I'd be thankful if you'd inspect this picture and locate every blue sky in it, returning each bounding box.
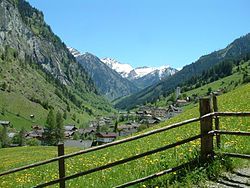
[27,0,250,69]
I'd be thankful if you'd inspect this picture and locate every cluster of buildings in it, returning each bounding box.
[1,103,184,148]
[136,105,182,121]
[1,87,186,147]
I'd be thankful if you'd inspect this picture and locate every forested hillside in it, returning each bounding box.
[115,33,250,109]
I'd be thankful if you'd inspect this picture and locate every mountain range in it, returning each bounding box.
[101,58,178,88]
[67,48,139,100]
[115,33,250,109]
[68,48,177,99]
[68,47,177,100]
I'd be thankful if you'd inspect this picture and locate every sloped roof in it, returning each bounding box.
[64,125,77,131]
[96,132,117,138]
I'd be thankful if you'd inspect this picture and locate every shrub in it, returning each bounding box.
[243,75,250,83]
[26,138,40,146]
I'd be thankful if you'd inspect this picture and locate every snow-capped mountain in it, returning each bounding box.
[130,66,178,88]
[101,57,178,88]
[101,58,133,78]
[67,47,82,57]
[67,48,139,100]
[101,58,177,80]
[128,65,176,80]
[68,47,178,91]
[131,66,156,79]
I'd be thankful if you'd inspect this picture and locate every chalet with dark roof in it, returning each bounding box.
[64,125,78,131]
[78,127,96,138]
[96,132,117,144]
[26,129,44,140]
[118,123,140,136]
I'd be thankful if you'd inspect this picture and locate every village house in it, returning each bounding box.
[64,125,78,131]
[78,127,96,139]
[64,131,75,138]
[26,125,44,140]
[176,99,188,106]
[137,106,168,118]
[166,105,182,119]
[64,125,78,138]
[96,132,117,144]
[136,110,144,117]
[140,117,162,125]
[118,122,140,136]
[151,108,167,117]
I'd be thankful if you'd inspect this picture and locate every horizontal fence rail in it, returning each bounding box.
[221,152,250,159]
[214,112,250,117]
[213,130,250,136]
[35,134,202,187]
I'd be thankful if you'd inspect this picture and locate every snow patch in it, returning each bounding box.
[67,47,82,57]
[101,58,133,78]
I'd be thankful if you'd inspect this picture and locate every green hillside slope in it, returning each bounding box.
[153,60,250,108]
[1,83,249,187]
[0,0,114,129]
[115,33,250,109]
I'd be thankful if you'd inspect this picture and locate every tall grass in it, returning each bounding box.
[0,83,249,187]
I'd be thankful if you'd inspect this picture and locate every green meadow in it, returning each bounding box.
[0,83,249,187]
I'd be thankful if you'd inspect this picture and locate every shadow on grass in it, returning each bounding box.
[145,155,234,187]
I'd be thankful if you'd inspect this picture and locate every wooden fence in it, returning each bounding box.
[0,96,249,187]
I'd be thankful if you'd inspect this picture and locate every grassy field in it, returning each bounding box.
[0,83,249,187]
[0,90,94,130]
[0,55,115,130]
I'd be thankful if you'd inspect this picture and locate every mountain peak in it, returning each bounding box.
[67,47,82,57]
[101,58,133,78]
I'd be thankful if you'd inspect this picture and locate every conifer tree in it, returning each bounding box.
[44,109,56,145]
[55,111,64,144]
[114,120,118,133]
[0,125,9,148]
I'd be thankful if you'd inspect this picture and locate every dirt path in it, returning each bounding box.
[205,168,250,188]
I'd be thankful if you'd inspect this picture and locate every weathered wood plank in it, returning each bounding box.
[215,112,250,116]
[221,152,250,159]
[214,130,250,136]
[199,98,213,160]
[58,143,65,188]
[213,95,220,148]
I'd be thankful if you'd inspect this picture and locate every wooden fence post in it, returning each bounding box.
[58,143,66,188]
[213,94,220,148]
[199,98,214,161]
